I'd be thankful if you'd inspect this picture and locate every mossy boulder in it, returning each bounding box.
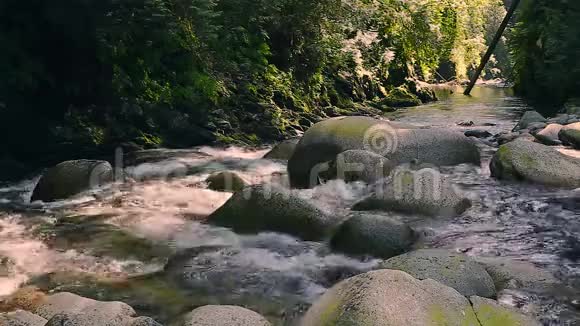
[330,213,417,259]
[534,124,564,145]
[300,269,480,326]
[207,185,341,240]
[31,160,113,202]
[490,139,580,188]
[288,116,480,188]
[323,150,395,184]
[559,122,580,149]
[0,310,47,326]
[380,86,422,108]
[205,171,248,192]
[180,305,270,326]
[353,167,472,217]
[469,296,541,326]
[263,139,300,160]
[512,111,547,132]
[379,249,496,298]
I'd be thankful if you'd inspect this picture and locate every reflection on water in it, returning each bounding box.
[0,86,578,325]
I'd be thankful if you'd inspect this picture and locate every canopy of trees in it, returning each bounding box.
[0,0,506,177]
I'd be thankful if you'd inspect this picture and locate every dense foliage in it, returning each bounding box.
[509,0,580,108]
[0,0,506,178]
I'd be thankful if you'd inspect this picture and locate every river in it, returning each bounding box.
[0,85,578,325]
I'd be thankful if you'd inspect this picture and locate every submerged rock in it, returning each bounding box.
[380,249,496,298]
[465,130,493,138]
[490,139,580,188]
[205,171,247,192]
[180,305,270,326]
[31,160,113,202]
[323,150,395,184]
[263,139,300,160]
[469,296,541,326]
[353,167,472,217]
[0,310,47,326]
[300,269,480,326]
[330,213,417,259]
[512,111,547,132]
[208,185,341,240]
[288,116,480,188]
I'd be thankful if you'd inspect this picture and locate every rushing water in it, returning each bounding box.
[0,85,579,325]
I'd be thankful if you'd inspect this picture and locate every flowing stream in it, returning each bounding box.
[0,85,579,325]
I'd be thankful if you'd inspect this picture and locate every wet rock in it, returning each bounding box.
[526,122,547,134]
[353,166,472,217]
[31,160,113,202]
[127,317,164,326]
[512,111,547,132]
[205,171,247,192]
[180,305,270,326]
[464,130,493,138]
[0,310,47,326]
[559,122,580,149]
[35,292,135,321]
[263,139,300,160]
[534,124,564,146]
[208,185,341,240]
[0,255,15,277]
[457,121,475,127]
[330,213,417,259]
[469,296,541,326]
[495,132,520,145]
[548,114,570,125]
[475,257,559,292]
[490,139,580,188]
[323,150,395,184]
[379,86,422,108]
[300,269,480,326]
[288,116,480,188]
[379,249,496,298]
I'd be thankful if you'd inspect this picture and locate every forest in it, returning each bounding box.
[0,0,578,179]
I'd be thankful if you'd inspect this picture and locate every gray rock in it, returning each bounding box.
[127,316,164,326]
[353,166,472,217]
[324,150,395,184]
[490,139,580,188]
[0,310,47,326]
[263,139,300,160]
[559,122,580,149]
[288,116,480,188]
[512,111,547,132]
[380,249,496,298]
[548,114,570,125]
[205,171,247,192]
[181,305,270,326]
[31,160,113,202]
[330,213,417,259]
[207,184,341,240]
[534,124,564,145]
[35,292,135,321]
[469,296,541,326]
[475,257,559,292]
[300,269,480,326]
[0,255,15,277]
[526,122,547,134]
[495,132,520,145]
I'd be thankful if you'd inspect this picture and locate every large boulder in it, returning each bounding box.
[0,310,47,326]
[31,160,113,202]
[300,269,480,326]
[534,124,564,145]
[207,185,341,240]
[469,296,541,326]
[205,171,248,192]
[180,305,270,326]
[379,249,496,298]
[490,139,580,188]
[512,111,547,132]
[353,166,472,217]
[263,139,300,160]
[323,150,395,184]
[288,116,480,188]
[475,257,559,292]
[559,122,580,149]
[330,213,417,259]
